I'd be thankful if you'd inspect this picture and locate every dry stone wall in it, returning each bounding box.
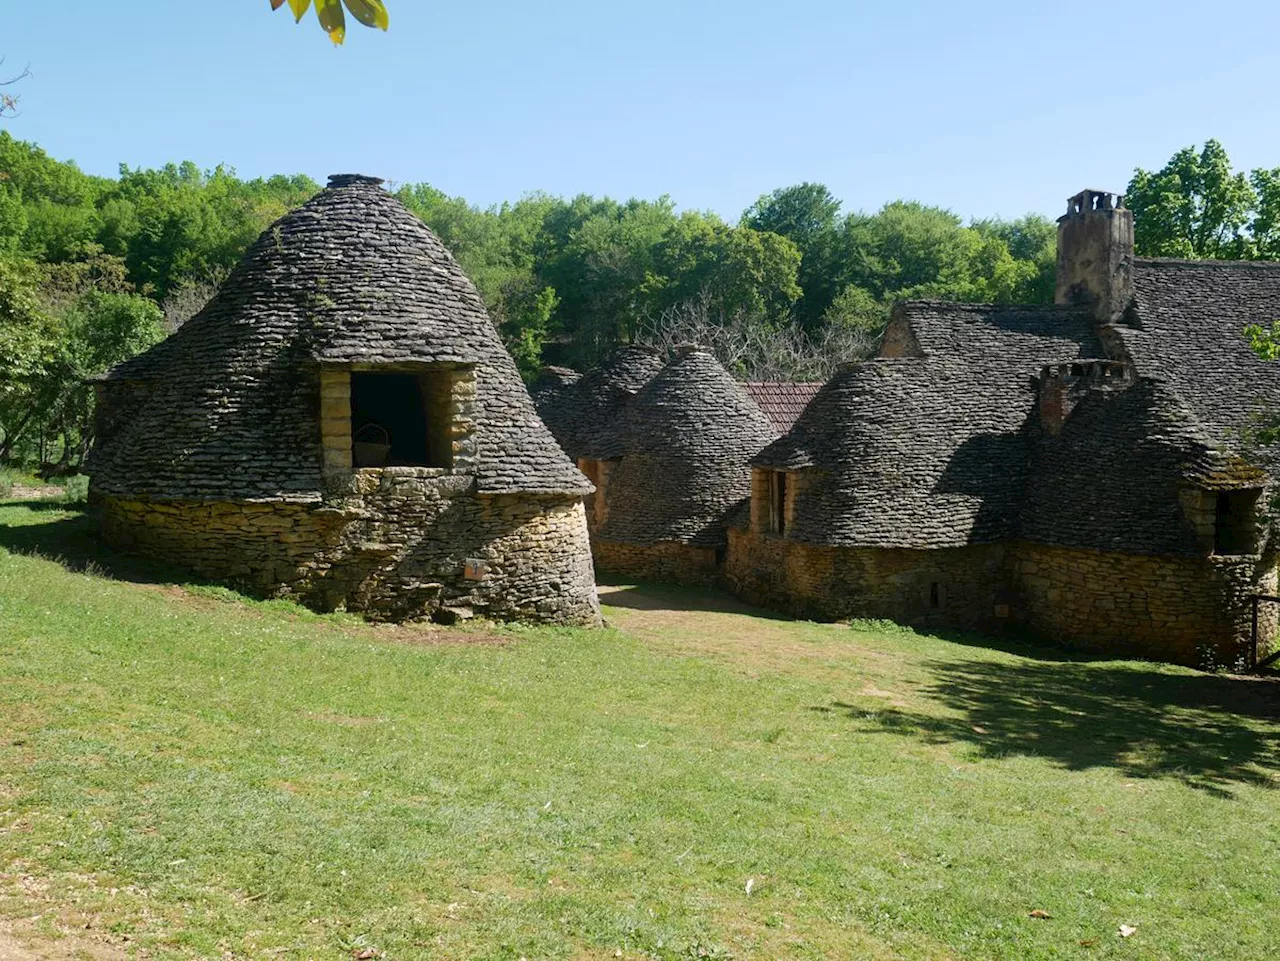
[101,467,600,626]
[1012,542,1276,666]
[726,527,1009,627]
[593,539,722,587]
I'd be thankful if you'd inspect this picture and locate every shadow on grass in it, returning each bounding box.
[0,503,210,588]
[596,576,798,623]
[825,657,1280,796]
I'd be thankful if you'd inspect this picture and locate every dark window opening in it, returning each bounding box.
[350,372,451,468]
[770,471,788,535]
[1214,490,1261,555]
[929,581,941,609]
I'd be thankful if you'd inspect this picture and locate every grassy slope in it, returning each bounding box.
[1,504,1279,960]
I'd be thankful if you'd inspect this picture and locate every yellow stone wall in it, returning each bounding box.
[100,472,601,626]
[727,527,1008,626]
[593,538,722,587]
[1011,541,1277,666]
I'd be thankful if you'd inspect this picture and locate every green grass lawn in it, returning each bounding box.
[2,503,1279,960]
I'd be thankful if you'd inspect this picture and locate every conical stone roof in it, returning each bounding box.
[534,345,665,460]
[598,346,779,547]
[91,175,590,500]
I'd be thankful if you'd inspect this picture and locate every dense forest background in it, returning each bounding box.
[2,133,1278,472]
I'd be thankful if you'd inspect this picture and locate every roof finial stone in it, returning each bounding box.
[327,173,386,188]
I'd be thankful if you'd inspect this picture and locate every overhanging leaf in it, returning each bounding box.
[287,0,313,21]
[343,0,390,30]
[315,0,346,44]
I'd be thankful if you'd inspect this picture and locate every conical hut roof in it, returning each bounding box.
[597,346,779,547]
[534,345,665,460]
[529,365,581,407]
[90,175,590,500]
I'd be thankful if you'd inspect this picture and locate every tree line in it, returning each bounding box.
[0,132,1269,473]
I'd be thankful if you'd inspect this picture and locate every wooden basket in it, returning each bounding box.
[353,423,392,468]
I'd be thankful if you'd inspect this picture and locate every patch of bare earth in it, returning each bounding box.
[5,487,62,502]
[0,918,125,961]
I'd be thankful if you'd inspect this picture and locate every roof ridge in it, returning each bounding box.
[1137,256,1280,270]
[896,299,1092,313]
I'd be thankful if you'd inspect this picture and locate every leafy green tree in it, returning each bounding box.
[1250,167,1280,261]
[822,284,887,333]
[0,254,57,461]
[971,215,1057,304]
[744,183,842,328]
[1126,140,1256,259]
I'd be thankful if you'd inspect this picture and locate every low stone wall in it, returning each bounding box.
[1011,541,1277,666]
[724,526,1278,665]
[100,467,601,626]
[726,527,1008,627]
[593,539,722,587]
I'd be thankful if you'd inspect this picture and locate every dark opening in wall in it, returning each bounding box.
[770,471,788,535]
[1214,490,1261,555]
[929,581,941,609]
[350,371,452,468]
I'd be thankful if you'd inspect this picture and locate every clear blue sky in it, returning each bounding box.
[5,1,1277,222]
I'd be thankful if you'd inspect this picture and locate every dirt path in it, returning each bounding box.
[0,921,123,961]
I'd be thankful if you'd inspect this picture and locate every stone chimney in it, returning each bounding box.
[1055,189,1134,323]
[1037,359,1135,435]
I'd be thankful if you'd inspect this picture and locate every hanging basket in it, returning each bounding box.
[353,423,392,468]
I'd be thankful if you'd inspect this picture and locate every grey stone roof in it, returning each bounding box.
[744,382,823,433]
[756,302,1101,549]
[529,365,580,405]
[534,346,665,461]
[1022,378,1266,555]
[1114,259,1280,448]
[598,347,779,547]
[89,175,591,500]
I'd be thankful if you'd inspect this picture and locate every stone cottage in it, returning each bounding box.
[592,345,779,585]
[533,345,665,534]
[87,174,601,626]
[730,189,1280,664]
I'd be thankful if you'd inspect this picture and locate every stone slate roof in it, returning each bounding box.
[529,365,580,407]
[533,346,665,461]
[1022,378,1267,556]
[756,302,1101,549]
[598,347,779,547]
[89,175,591,500]
[1114,259,1280,449]
[744,382,823,433]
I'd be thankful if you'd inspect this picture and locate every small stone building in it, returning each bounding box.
[87,174,601,626]
[533,345,665,534]
[592,345,779,585]
[730,189,1280,664]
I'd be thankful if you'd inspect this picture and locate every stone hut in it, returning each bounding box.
[594,345,779,585]
[87,174,601,626]
[730,188,1280,665]
[532,345,665,533]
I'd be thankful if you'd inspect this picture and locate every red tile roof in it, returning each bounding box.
[744,381,824,434]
